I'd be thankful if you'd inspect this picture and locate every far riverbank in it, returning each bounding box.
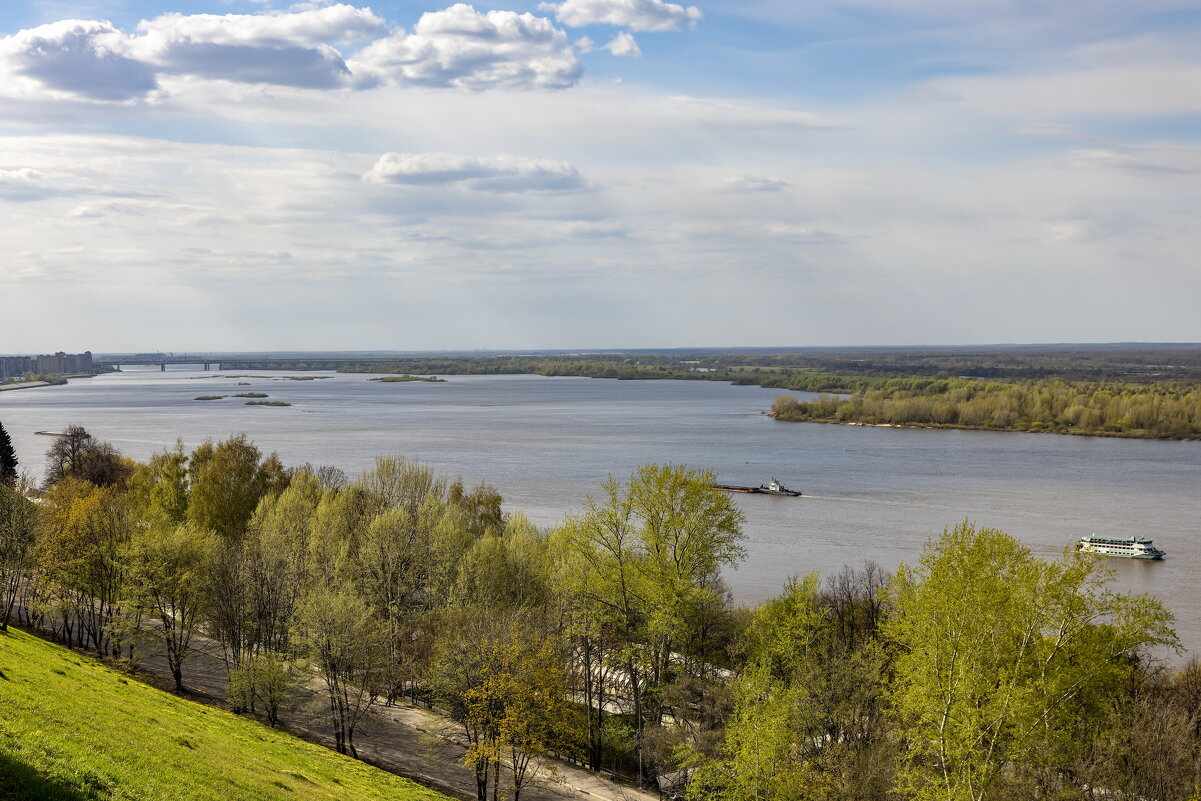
[770,414,1201,441]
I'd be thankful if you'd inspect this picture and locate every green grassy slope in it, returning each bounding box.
[0,628,451,801]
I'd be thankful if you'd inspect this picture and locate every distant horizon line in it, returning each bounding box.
[40,341,1201,359]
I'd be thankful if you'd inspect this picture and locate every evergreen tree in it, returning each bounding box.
[0,420,17,488]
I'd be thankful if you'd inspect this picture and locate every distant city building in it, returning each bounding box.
[0,351,93,378]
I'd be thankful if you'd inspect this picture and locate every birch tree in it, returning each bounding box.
[124,521,217,691]
[885,521,1177,801]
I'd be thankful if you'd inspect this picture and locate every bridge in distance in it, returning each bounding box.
[95,353,406,371]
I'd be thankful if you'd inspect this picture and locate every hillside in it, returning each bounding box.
[0,627,452,801]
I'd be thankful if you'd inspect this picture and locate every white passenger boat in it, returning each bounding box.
[1076,534,1165,559]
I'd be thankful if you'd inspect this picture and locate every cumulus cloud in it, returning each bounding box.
[0,5,581,99]
[0,6,385,99]
[542,0,702,32]
[720,174,790,192]
[135,5,385,48]
[350,5,581,90]
[127,5,384,89]
[0,20,158,102]
[604,32,641,57]
[364,152,588,193]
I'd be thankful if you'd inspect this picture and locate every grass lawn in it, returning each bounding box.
[0,627,452,801]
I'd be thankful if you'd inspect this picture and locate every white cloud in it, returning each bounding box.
[558,219,629,238]
[0,167,45,183]
[542,0,702,31]
[127,5,384,89]
[574,35,596,53]
[1061,146,1200,177]
[603,31,641,57]
[350,5,581,91]
[134,5,385,48]
[0,20,159,102]
[719,174,788,192]
[0,6,385,99]
[0,167,56,200]
[3,128,1201,347]
[364,152,588,193]
[0,5,581,99]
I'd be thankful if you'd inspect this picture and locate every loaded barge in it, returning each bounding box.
[714,478,802,497]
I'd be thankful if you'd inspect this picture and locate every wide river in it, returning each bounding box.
[3,367,1200,659]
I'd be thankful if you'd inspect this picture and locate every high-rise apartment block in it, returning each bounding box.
[0,351,93,378]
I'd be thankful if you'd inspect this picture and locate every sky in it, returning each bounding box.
[1,0,1200,352]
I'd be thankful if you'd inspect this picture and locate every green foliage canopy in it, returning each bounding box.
[884,521,1178,801]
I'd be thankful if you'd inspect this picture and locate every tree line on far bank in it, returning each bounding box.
[1,426,1200,801]
[338,354,1201,440]
[772,377,1201,439]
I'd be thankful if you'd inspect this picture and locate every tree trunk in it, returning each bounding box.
[474,760,488,801]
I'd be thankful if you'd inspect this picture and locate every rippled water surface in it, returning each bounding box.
[4,367,1200,657]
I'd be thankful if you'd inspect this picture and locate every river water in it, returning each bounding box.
[3,367,1200,659]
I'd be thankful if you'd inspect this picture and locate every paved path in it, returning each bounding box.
[131,632,658,801]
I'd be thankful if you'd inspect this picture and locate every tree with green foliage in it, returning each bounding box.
[127,442,190,527]
[124,521,218,691]
[186,434,287,540]
[352,458,450,703]
[448,479,506,540]
[884,521,1178,801]
[451,512,551,611]
[0,483,37,630]
[550,534,622,772]
[462,634,582,801]
[1075,664,1201,801]
[185,435,290,682]
[296,585,386,758]
[34,478,133,654]
[690,566,896,801]
[0,420,17,488]
[558,464,745,786]
[689,574,827,800]
[243,470,324,658]
[228,651,298,728]
[431,608,580,801]
[771,377,1201,439]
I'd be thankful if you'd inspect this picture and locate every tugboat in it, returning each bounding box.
[713,478,802,496]
[1076,534,1165,560]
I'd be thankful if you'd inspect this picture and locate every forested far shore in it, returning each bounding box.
[338,349,1200,440]
[2,426,1201,801]
[216,343,1201,385]
[770,377,1201,439]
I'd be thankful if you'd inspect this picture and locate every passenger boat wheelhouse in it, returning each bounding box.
[1076,534,1165,560]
